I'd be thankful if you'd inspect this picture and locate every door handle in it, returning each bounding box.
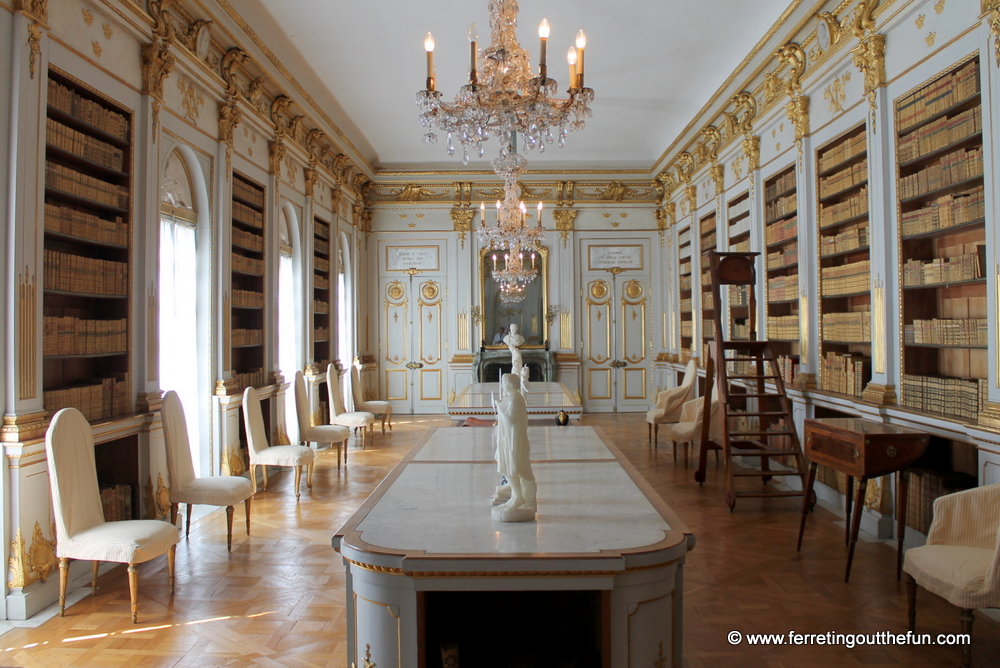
[406,362,424,370]
[610,360,626,368]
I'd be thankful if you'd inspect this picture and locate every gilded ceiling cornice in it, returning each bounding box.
[367,180,661,206]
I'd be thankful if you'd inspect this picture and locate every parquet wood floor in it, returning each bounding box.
[0,415,996,667]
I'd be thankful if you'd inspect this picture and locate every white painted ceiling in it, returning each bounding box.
[233,1,794,174]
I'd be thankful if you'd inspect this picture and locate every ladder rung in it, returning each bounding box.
[728,448,800,457]
[726,392,781,398]
[732,490,806,499]
[726,374,780,380]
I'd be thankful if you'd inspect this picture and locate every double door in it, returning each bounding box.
[381,272,445,414]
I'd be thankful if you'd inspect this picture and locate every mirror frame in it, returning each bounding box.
[479,245,549,349]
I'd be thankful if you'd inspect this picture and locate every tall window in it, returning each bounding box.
[160,151,200,468]
[278,208,299,444]
[337,233,353,369]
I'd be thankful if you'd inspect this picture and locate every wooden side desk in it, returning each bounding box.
[798,418,929,582]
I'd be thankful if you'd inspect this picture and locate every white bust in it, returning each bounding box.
[492,374,536,522]
[503,323,525,374]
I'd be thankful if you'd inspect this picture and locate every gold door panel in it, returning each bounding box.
[587,368,613,400]
[385,369,408,401]
[622,367,648,400]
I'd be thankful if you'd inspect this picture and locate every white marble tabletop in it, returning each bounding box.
[412,425,612,462]
[447,382,582,417]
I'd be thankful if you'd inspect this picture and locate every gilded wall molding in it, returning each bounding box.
[27,21,42,80]
[450,209,474,249]
[552,209,578,248]
[776,43,810,147]
[7,522,57,589]
[269,138,285,176]
[144,473,170,520]
[1,411,48,443]
[218,97,241,178]
[18,271,36,400]
[176,76,204,122]
[14,0,48,24]
[304,161,319,198]
[851,1,886,123]
[985,0,1000,67]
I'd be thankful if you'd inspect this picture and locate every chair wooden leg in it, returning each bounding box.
[672,440,677,462]
[59,558,69,616]
[381,414,386,433]
[226,505,234,552]
[294,466,302,499]
[170,503,178,527]
[306,461,314,488]
[128,563,139,623]
[92,561,99,595]
[262,465,269,490]
[906,573,917,632]
[167,544,176,597]
[185,504,193,538]
[647,423,651,443]
[344,440,349,466]
[654,424,659,447]
[336,443,342,470]
[684,441,690,468]
[244,497,252,535]
[959,608,973,667]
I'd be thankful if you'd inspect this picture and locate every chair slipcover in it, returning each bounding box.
[245,386,315,497]
[47,408,179,565]
[662,385,724,446]
[351,365,392,432]
[327,364,374,431]
[646,358,697,425]
[294,371,349,448]
[162,391,253,507]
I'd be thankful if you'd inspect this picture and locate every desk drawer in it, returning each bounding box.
[807,430,863,478]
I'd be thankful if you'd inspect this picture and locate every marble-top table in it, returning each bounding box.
[333,426,694,667]
[447,381,583,419]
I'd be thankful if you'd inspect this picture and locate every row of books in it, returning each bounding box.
[821,311,871,342]
[765,215,797,246]
[702,232,717,251]
[232,252,264,275]
[821,222,868,257]
[898,105,981,164]
[681,322,693,338]
[765,193,797,222]
[768,274,798,302]
[232,289,264,308]
[232,368,268,392]
[44,203,127,246]
[767,243,797,270]
[776,355,798,384]
[818,132,866,173]
[819,186,868,228]
[678,262,691,276]
[314,275,330,290]
[47,78,128,141]
[232,201,264,229]
[766,315,799,340]
[46,117,124,172]
[900,186,985,237]
[679,275,692,291]
[901,374,987,421]
[678,229,692,246]
[314,238,330,255]
[44,375,129,422]
[45,162,128,209]
[702,321,716,339]
[100,484,134,522]
[233,227,264,252]
[819,160,867,199]
[233,177,265,208]
[700,270,712,286]
[729,284,750,306]
[728,215,751,239]
[679,298,692,312]
[903,247,985,286]
[314,219,330,240]
[896,60,979,133]
[700,215,717,235]
[315,256,331,272]
[904,470,976,535]
[728,238,751,253]
[821,259,870,296]
[703,293,715,310]
[44,249,127,295]
[724,355,754,377]
[232,328,263,346]
[904,318,987,347]
[312,299,329,314]
[819,352,870,397]
[898,146,982,200]
[765,171,796,200]
[314,327,330,340]
[729,196,751,219]
[43,316,127,356]
[731,322,750,340]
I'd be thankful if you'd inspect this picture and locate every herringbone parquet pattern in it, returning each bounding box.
[0,415,996,667]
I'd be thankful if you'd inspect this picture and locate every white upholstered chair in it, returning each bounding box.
[904,483,1000,667]
[327,363,374,449]
[161,391,253,552]
[244,386,315,499]
[647,358,697,446]
[661,383,723,467]
[294,370,350,468]
[46,408,179,623]
[351,364,393,433]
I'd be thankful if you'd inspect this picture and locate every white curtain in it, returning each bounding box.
[279,252,300,444]
[159,216,200,475]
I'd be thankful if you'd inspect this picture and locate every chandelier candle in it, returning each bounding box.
[539,18,549,75]
[424,32,435,90]
[469,24,479,84]
[568,47,577,88]
[575,30,586,88]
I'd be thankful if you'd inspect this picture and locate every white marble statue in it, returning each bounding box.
[519,364,530,398]
[492,374,536,522]
[503,323,525,375]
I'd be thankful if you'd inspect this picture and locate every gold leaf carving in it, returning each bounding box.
[103,24,113,40]
[915,14,925,29]
[27,522,57,583]
[450,209,474,249]
[7,527,28,588]
[92,41,102,58]
[15,0,48,24]
[552,209,577,248]
[825,73,849,114]
[82,9,93,25]
[141,43,175,101]
[27,22,42,79]
[934,0,945,14]
[925,32,936,47]
[176,77,204,123]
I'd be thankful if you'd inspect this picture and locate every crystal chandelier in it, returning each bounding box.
[489,248,539,305]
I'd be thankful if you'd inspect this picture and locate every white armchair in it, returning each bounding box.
[244,386,315,499]
[647,358,697,446]
[661,384,722,467]
[327,363,375,449]
[352,364,393,433]
[904,483,1000,667]
[46,408,179,623]
[294,370,350,468]
[161,390,253,552]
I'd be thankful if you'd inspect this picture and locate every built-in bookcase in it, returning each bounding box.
[816,123,871,397]
[230,172,267,391]
[726,191,751,340]
[43,69,132,423]
[896,55,986,422]
[763,164,798,383]
[699,211,717,360]
[678,224,693,360]
[313,216,332,369]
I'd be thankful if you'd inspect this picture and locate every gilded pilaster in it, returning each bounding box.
[552,209,577,248]
[450,209,474,249]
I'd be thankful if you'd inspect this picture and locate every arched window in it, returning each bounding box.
[160,150,200,469]
[337,232,353,370]
[278,206,300,444]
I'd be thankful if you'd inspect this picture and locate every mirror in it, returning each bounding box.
[480,246,549,348]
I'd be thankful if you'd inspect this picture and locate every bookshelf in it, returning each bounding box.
[43,70,131,424]
[896,55,986,422]
[763,164,799,383]
[726,191,751,341]
[699,211,717,360]
[313,216,332,369]
[230,172,267,392]
[678,224,693,361]
[816,123,871,397]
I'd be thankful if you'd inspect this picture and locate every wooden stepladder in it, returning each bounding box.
[696,251,810,512]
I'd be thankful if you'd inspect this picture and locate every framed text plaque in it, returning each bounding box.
[386,245,440,271]
[587,245,644,270]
